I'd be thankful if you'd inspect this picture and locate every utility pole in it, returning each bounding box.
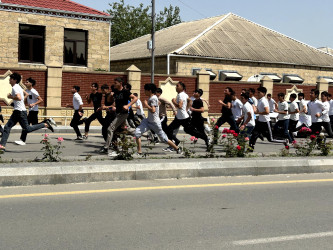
[151,0,155,84]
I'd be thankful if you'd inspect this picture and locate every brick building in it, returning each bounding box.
[0,0,111,122]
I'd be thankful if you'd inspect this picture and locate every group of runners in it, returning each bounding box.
[1,72,332,156]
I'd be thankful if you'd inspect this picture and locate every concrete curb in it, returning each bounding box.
[1,157,333,186]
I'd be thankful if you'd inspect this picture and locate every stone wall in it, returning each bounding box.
[0,10,110,71]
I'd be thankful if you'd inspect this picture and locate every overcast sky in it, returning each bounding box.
[75,0,333,49]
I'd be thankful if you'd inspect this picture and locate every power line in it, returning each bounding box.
[175,0,207,19]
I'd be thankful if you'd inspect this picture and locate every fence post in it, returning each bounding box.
[261,76,274,96]
[197,69,210,117]
[127,65,142,97]
[46,66,63,124]
[317,78,329,98]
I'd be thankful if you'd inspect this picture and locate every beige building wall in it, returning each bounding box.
[111,56,333,84]
[175,58,333,84]
[0,10,110,71]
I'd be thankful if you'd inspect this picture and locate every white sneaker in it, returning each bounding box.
[108,151,118,157]
[15,140,26,146]
[162,146,174,152]
[48,118,57,127]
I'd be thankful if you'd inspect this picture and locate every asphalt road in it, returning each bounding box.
[1,173,333,249]
[0,129,311,161]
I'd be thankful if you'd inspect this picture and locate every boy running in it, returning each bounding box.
[100,77,138,157]
[135,84,181,155]
[15,77,44,145]
[83,83,103,139]
[0,73,55,151]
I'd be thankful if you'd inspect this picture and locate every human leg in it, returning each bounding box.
[322,122,333,138]
[104,113,128,150]
[166,118,181,145]
[70,111,83,137]
[135,119,149,153]
[0,110,21,147]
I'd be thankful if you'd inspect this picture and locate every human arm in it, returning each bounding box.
[240,111,252,130]
[29,96,43,109]
[143,99,156,113]
[123,94,138,111]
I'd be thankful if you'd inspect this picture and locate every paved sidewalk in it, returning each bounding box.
[0,126,332,187]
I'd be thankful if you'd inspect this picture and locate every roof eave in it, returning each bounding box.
[0,2,112,20]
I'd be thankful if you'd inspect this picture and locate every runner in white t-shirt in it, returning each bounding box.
[0,73,55,151]
[288,93,299,142]
[15,77,44,145]
[273,92,292,144]
[249,87,274,151]
[297,93,312,128]
[320,91,333,138]
[230,92,243,124]
[237,92,255,138]
[166,82,210,150]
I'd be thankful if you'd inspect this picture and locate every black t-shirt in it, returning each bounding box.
[104,92,114,106]
[221,95,232,116]
[191,98,203,120]
[89,92,103,112]
[113,89,131,114]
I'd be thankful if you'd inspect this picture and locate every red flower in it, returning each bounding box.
[315,131,319,134]
[222,134,227,138]
[233,133,238,137]
[285,145,289,150]
[229,130,235,134]
[215,125,219,130]
[222,128,229,133]
[310,135,316,140]
[236,145,241,150]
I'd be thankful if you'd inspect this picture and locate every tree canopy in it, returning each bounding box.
[107,0,181,46]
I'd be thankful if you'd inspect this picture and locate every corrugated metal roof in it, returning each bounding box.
[110,15,225,61]
[110,13,333,68]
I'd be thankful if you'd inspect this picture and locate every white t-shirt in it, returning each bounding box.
[147,95,160,123]
[251,96,258,107]
[289,100,299,121]
[73,92,83,110]
[257,97,270,122]
[322,101,330,122]
[268,98,277,112]
[242,102,255,127]
[299,99,307,117]
[135,99,144,116]
[12,84,26,111]
[176,91,189,120]
[307,99,323,123]
[329,99,333,116]
[231,98,243,120]
[277,101,289,120]
[26,88,40,112]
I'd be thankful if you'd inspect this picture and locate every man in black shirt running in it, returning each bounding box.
[83,82,103,139]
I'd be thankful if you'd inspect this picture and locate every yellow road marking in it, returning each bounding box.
[1,179,333,199]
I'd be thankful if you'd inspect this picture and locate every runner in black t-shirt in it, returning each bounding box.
[213,87,239,143]
[100,77,138,157]
[83,83,104,139]
[100,84,116,141]
[189,89,210,148]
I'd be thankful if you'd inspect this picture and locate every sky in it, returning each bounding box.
[74,0,333,49]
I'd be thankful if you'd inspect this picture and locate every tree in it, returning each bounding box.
[107,0,181,46]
